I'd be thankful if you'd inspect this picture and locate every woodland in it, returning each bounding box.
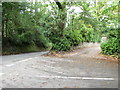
[1,1,119,57]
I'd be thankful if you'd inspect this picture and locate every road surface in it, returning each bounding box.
[0,44,118,88]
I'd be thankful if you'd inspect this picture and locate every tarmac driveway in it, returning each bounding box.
[0,44,118,88]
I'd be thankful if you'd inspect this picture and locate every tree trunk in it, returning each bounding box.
[54,0,67,37]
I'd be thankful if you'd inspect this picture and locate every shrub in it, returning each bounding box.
[65,30,83,46]
[34,34,52,48]
[101,38,119,55]
[52,37,71,51]
[101,28,120,55]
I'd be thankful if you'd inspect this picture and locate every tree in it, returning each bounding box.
[54,0,67,37]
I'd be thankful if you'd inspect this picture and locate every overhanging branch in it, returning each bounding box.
[54,0,63,9]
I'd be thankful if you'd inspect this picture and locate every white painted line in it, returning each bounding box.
[5,58,33,67]
[0,73,4,76]
[5,64,15,67]
[17,58,32,63]
[36,76,115,81]
[81,77,114,80]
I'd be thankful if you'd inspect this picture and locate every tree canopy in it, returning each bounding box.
[2,1,119,56]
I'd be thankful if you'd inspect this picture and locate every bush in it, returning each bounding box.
[65,30,83,46]
[101,28,119,55]
[52,37,71,51]
[34,34,52,48]
[6,27,35,46]
[6,26,51,49]
[101,38,119,55]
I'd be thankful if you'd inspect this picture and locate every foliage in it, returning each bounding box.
[2,2,51,52]
[2,1,119,54]
[101,38,119,55]
[52,37,71,51]
[101,28,120,55]
[65,30,82,46]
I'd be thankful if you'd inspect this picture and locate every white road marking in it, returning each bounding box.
[0,73,4,76]
[5,64,15,67]
[36,76,115,81]
[5,58,33,67]
[17,58,32,63]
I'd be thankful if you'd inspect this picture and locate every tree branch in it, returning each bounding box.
[54,0,63,9]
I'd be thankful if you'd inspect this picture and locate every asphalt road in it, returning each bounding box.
[0,44,118,88]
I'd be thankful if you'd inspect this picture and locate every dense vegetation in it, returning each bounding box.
[101,28,119,56]
[100,2,119,57]
[2,1,119,56]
